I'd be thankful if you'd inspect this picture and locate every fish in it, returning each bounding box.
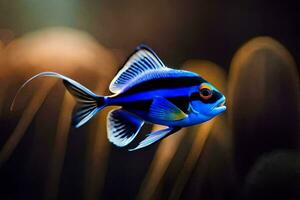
[11,44,226,151]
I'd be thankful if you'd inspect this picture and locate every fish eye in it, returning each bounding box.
[199,84,213,100]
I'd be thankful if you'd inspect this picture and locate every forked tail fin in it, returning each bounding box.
[63,79,106,128]
[11,72,107,128]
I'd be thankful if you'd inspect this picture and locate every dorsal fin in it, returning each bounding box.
[109,45,166,94]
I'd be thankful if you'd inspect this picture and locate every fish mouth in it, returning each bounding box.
[212,97,226,114]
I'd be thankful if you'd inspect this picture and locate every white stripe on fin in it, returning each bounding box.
[109,45,166,94]
[107,108,144,147]
[129,127,180,151]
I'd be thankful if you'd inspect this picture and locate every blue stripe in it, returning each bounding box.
[119,69,203,94]
[109,86,191,104]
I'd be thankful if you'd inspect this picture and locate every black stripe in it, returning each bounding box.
[137,61,147,71]
[168,96,190,113]
[145,57,155,69]
[122,96,190,113]
[119,76,205,97]
[123,100,152,111]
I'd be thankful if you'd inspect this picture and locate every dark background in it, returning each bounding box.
[0,0,299,70]
[0,1,299,200]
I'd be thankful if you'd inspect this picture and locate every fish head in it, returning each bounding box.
[189,82,226,120]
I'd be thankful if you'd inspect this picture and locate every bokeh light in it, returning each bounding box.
[0,1,299,200]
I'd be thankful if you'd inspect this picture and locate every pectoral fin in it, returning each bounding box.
[149,96,187,121]
[129,127,181,151]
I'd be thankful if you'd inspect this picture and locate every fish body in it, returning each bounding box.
[12,45,226,151]
[107,69,224,127]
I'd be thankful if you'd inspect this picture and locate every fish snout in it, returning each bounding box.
[211,96,226,114]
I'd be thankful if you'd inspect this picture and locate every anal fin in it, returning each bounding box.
[107,109,144,147]
[129,127,181,151]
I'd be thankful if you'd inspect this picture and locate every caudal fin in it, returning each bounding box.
[11,72,107,128]
[62,79,106,128]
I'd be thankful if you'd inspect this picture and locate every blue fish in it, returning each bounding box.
[12,45,226,151]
